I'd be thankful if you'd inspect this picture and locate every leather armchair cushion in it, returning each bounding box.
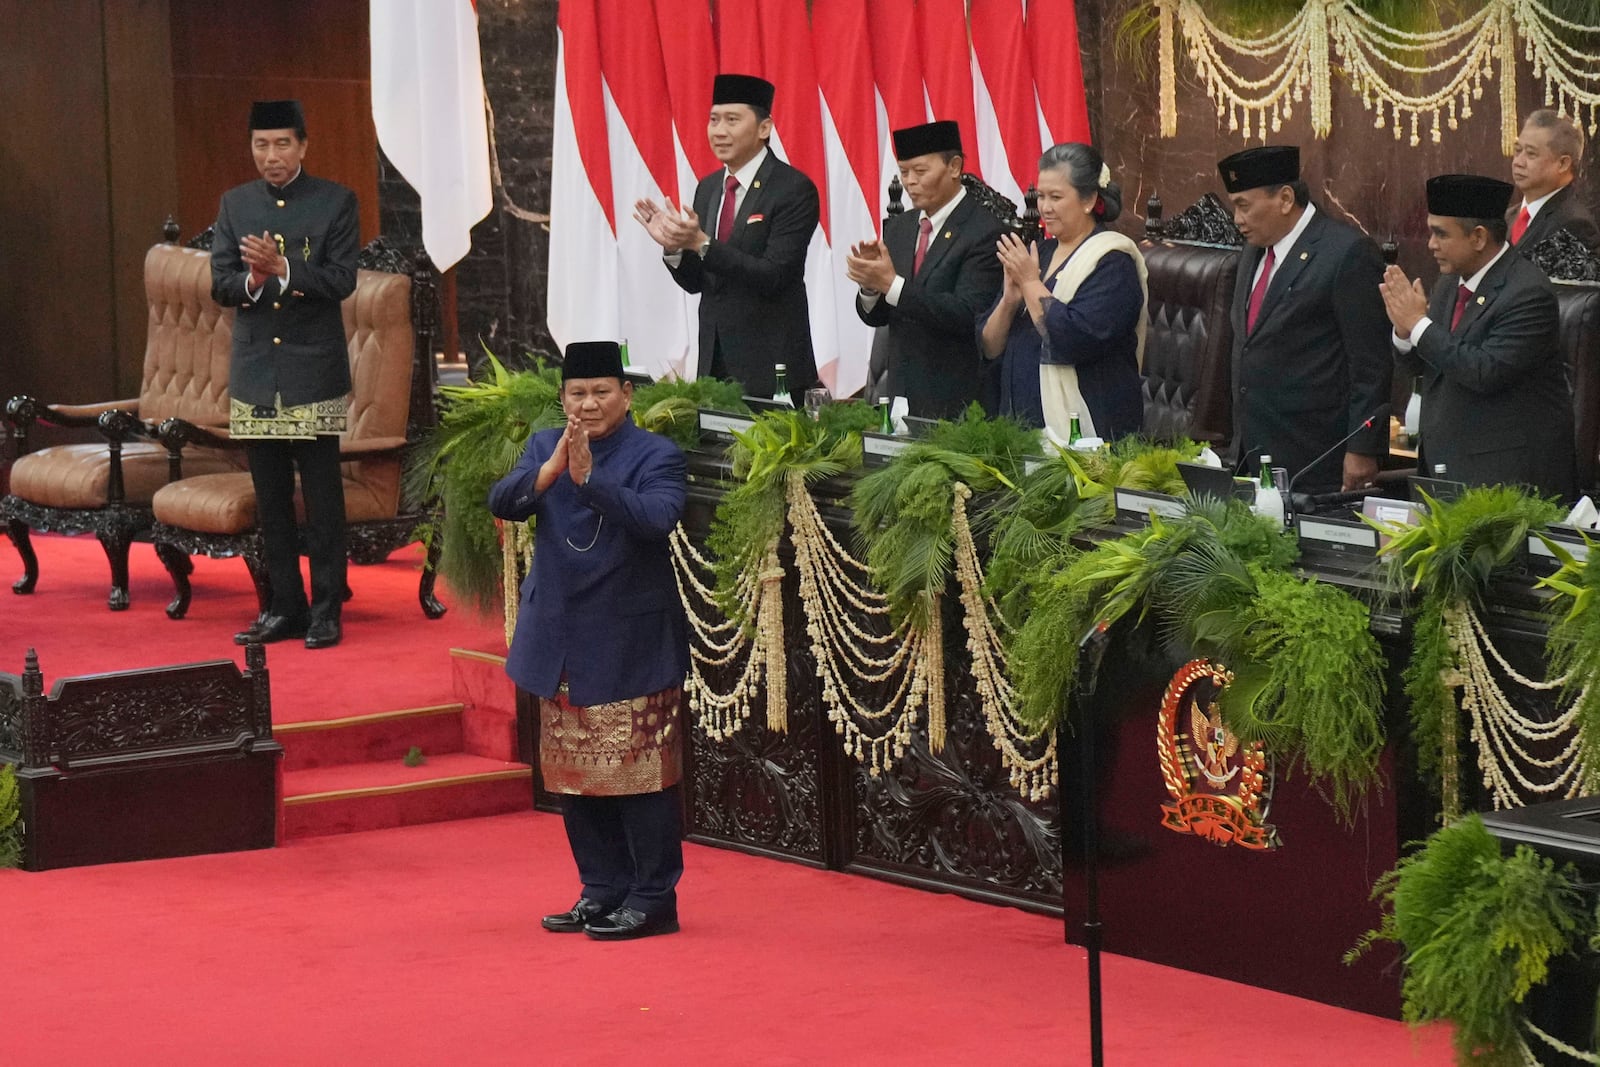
[137,244,234,427]
[1556,281,1600,492]
[152,468,396,534]
[1139,241,1239,445]
[9,443,240,510]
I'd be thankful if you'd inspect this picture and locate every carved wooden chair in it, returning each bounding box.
[1529,231,1600,495]
[1,230,242,609]
[148,236,447,621]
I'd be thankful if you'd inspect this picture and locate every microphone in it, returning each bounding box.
[1231,446,1262,478]
[1284,405,1391,513]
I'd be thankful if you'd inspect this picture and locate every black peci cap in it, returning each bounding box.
[561,341,625,381]
[249,100,305,133]
[1426,173,1515,219]
[1217,145,1300,193]
[893,120,963,161]
[712,74,775,113]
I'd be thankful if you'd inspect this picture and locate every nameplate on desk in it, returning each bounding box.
[1114,488,1187,521]
[1529,529,1591,563]
[1295,516,1378,555]
[698,411,754,437]
[862,433,913,459]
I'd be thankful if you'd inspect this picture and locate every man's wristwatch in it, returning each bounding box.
[698,237,711,257]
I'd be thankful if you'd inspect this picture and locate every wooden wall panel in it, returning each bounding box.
[0,0,117,404]
[169,0,378,246]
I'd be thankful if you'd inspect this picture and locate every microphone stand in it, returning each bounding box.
[1282,406,1391,511]
[1067,620,1112,1067]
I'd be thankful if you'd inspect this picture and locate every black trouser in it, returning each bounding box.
[560,784,684,918]
[246,435,346,621]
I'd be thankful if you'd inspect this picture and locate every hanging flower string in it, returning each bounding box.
[1158,0,1600,155]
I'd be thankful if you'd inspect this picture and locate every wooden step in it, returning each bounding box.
[281,753,533,839]
[274,703,466,772]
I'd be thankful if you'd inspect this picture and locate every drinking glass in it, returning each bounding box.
[804,387,831,421]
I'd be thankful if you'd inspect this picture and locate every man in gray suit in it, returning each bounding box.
[1381,174,1575,500]
[212,99,359,649]
[1219,146,1392,493]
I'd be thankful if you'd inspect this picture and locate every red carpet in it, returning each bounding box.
[0,532,504,723]
[0,810,1454,1065]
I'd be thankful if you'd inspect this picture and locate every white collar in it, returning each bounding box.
[1269,201,1317,263]
[1462,241,1511,293]
[920,185,968,234]
[1519,186,1562,220]
[725,147,769,190]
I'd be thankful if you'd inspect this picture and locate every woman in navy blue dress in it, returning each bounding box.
[978,143,1148,444]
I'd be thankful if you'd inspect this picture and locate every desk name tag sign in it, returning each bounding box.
[1114,488,1187,522]
[862,433,913,461]
[697,410,755,438]
[1294,515,1378,556]
[1528,527,1591,568]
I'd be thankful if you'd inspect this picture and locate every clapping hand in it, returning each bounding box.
[240,230,286,289]
[995,232,1041,287]
[566,415,593,486]
[1379,264,1429,337]
[845,239,895,292]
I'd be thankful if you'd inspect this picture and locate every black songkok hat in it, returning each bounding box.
[1217,145,1300,193]
[893,120,963,161]
[1426,173,1515,219]
[249,99,305,133]
[712,74,776,113]
[561,341,625,381]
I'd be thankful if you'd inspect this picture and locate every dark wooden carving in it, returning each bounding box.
[1529,228,1600,282]
[1,644,279,870]
[186,225,215,251]
[963,172,1020,229]
[1153,192,1244,247]
[886,174,905,217]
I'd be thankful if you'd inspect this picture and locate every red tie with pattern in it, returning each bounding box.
[715,173,739,242]
[1246,246,1276,334]
[1450,284,1472,331]
[913,216,933,276]
[1511,205,1531,245]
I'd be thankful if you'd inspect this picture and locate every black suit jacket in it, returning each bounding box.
[212,172,359,408]
[1397,248,1575,499]
[666,152,819,397]
[1228,209,1393,491]
[1510,183,1600,256]
[856,192,1005,419]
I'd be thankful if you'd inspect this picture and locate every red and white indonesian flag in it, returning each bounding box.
[547,0,1090,394]
[370,0,493,272]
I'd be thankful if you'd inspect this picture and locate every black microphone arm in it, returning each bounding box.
[1283,404,1392,510]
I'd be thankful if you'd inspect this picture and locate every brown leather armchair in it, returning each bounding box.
[148,237,446,621]
[2,236,244,609]
[1139,193,1242,446]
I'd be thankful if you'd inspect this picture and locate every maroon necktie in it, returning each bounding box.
[715,173,739,242]
[1246,246,1275,334]
[1450,283,1472,331]
[913,216,933,276]
[1511,206,1531,245]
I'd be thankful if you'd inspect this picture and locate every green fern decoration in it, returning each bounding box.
[706,404,876,625]
[850,406,1038,631]
[404,353,564,615]
[0,763,20,869]
[1350,815,1588,1066]
[631,377,749,450]
[1541,532,1600,795]
[1376,487,1563,805]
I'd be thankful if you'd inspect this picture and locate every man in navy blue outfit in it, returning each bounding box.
[488,340,689,940]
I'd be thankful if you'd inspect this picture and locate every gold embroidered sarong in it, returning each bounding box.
[229,393,348,440]
[539,686,683,796]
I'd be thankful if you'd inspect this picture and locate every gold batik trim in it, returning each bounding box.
[229,393,348,440]
[539,686,683,797]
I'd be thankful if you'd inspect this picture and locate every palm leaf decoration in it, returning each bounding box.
[0,764,20,869]
[849,405,1038,631]
[1538,529,1600,794]
[404,353,565,615]
[1350,815,1589,1067]
[706,403,878,624]
[631,377,749,450]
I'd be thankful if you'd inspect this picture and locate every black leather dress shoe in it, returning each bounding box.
[304,618,342,650]
[584,906,679,941]
[233,613,308,646]
[541,898,613,933]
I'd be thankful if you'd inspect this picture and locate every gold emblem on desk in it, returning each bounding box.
[1156,659,1280,850]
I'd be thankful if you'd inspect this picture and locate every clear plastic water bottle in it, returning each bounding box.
[772,363,791,407]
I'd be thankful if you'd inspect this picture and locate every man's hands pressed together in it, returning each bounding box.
[240,230,289,291]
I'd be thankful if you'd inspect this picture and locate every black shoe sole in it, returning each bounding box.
[584,918,680,941]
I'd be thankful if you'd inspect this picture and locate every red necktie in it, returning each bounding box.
[1511,205,1531,244]
[1246,246,1276,334]
[1450,283,1472,331]
[715,173,739,242]
[913,216,933,276]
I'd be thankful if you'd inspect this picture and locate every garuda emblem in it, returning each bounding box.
[1157,659,1279,850]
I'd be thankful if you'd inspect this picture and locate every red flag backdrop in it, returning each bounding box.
[549,0,1090,398]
